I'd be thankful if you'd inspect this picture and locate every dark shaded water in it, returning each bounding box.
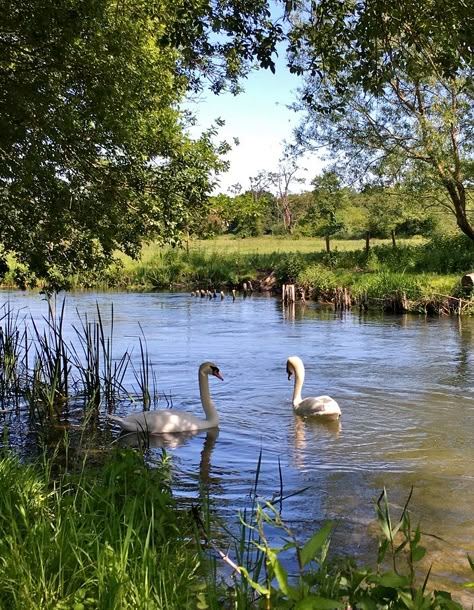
[1,290,473,604]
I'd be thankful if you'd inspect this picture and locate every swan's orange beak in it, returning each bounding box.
[211,367,224,381]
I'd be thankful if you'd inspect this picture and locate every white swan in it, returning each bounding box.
[107,361,223,434]
[286,356,341,420]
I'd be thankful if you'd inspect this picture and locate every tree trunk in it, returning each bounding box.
[391,229,397,248]
[325,234,330,253]
[281,195,293,234]
[444,178,474,241]
[365,231,370,255]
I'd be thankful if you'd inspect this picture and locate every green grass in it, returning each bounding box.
[130,235,424,262]
[0,447,201,610]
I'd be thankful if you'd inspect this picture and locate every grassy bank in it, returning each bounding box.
[112,235,474,314]
[2,234,474,314]
[0,447,201,609]
[0,446,472,609]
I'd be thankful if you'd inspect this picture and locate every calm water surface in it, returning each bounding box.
[1,290,474,604]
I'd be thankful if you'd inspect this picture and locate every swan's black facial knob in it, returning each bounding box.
[287,363,293,380]
[211,366,224,381]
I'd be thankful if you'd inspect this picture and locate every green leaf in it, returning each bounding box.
[397,590,416,609]
[294,595,344,609]
[266,548,299,600]
[411,545,426,562]
[300,522,333,567]
[238,566,270,596]
[368,571,410,588]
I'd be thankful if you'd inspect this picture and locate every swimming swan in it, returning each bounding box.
[107,361,223,434]
[286,356,341,420]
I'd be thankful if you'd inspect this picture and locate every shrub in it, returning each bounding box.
[274,253,307,284]
[353,271,423,301]
[415,235,474,274]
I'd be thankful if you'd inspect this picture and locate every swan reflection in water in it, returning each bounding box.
[292,415,342,469]
[116,427,219,484]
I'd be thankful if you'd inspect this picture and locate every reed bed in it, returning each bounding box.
[0,299,157,434]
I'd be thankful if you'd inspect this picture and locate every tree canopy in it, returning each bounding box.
[286,0,474,241]
[0,0,282,288]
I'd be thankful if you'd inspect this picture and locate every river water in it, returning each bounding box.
[1,290,473,605]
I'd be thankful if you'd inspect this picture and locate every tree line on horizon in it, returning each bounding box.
[205,168,457,252]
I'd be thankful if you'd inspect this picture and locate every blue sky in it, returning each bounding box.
[188,56,325,194]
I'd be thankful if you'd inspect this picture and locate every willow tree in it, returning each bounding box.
[286,0,474,241]
[0,0,282,289]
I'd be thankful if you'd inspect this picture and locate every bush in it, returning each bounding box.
[274,253,307,284]
[354,271,423,301]
[415,235,474,274]
[298,264,341,300]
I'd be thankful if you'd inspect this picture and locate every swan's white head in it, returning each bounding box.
[200,361,224,381]
[286,355,303,380]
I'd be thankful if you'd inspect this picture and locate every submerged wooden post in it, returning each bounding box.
[335,286,352,311]
[282,284,296,303]
[359,291,369,312]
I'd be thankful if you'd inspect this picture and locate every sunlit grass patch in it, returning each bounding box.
[0,448,199,609]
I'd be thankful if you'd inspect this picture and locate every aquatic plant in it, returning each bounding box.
[193,477,472,609]
[0,298,161,434]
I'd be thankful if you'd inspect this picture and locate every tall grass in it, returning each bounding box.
[0,299,162,433]
[0,447,200,609]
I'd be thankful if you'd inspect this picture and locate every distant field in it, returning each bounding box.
[135,235,424,261]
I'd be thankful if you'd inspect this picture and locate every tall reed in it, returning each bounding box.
[0,303,26,411]
[0,299,160,433]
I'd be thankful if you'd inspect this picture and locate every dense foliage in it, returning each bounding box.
[286,0,474,241]
[1,0,473,289]
[0,0,282,289]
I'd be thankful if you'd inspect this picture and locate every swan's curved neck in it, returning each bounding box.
[292,364,304,407]
[199,369,219,425]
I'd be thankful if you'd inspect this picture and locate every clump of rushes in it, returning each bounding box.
[0,447,201,609]
[0,303,26,411]
[1,298,162,431]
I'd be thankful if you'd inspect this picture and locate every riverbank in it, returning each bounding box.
[2,235,474,313]
[113,234,474,314]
